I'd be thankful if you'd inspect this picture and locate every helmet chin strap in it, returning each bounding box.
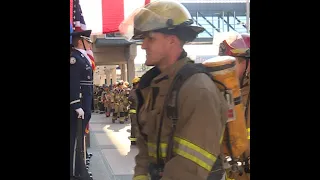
[81,38,87,51]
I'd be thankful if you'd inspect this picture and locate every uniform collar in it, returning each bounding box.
[74,48,92,66]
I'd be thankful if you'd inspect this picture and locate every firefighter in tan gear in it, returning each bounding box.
[110,83,118,115]
[119,1,229,179]
[93,86,99,112]
[123,81,130,121]
[128,77,140,145]
[217,32,250,180]
[230,35,250,180]
[103,87,112,117]
[111,81,127,124]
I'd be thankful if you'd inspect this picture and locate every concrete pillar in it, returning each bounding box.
[120,64,127,82]
[94,74,100,85]
[104,69,111,85]
[127,44,137,84]
[127,56,135,84]
[111,68,117,85]
[100,74,106,85]
[124,64,128,82]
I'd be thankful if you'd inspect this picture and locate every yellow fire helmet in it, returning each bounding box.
[119,0,205,42]
[132,77,141,84]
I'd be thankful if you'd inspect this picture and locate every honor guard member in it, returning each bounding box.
[70,29,94,178]
[119,1,228,179]
[128,77,140,145]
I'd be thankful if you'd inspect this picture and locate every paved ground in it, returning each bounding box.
[86,112,137,180]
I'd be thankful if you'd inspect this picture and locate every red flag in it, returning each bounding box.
[87,50,96,71]
[75,0,154,35]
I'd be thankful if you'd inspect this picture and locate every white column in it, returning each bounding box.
[111,68,117,85]
[246,0,250,32]
[127,57,135,84]
[120,64,127,82]
[120,64,124,81]
[94,74,100,85]
[104,69,111,85]
[100,74,106,85]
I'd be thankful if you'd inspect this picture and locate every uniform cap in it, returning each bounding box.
[71,30,93,43]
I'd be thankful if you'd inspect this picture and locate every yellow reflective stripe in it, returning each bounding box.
[247,128,250,139]
[174,137,217,171]
[129,137,137,141]
[147,142,168,148]
[225,173,235,180]
[148,152,167,158]
[147,142,167,158]
[133,175,148,180]
[129,109,136,113]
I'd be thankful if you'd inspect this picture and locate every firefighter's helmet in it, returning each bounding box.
[241,33,250,48]
[229,33,250,58]
[213,31,248,56]
[119,0,204,42]
[117,80,124,86]
[132,77,141,84]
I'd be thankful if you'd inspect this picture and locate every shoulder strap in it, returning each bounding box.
[164,62,229,179]
[166,63,213,121]
[166,63,228,121]
[164,63,213,162]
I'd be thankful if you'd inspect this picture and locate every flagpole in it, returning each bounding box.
[246,0,250,33]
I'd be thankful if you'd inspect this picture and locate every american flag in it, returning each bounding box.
[71,0,86,32]
[70,0,96,72]
[72,0,154,35]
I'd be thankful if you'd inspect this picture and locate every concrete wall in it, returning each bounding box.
[91,35,137,85]
[92,46,128,65]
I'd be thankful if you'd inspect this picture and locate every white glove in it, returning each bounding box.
[75,108,84,119]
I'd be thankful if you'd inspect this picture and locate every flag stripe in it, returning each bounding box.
[76,0,153,35]
[102,0,124,34]
[70,0,73,23]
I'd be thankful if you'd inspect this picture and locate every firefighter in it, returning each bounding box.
[230,33,250,180]
[110,83,118,115]
[123,82,130,121]
[218,32,250,180]
[103,87,112,117]
[119,1,228,179]
[128,77,140,145]
[111,81,126,124]
[93,86,99,112]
